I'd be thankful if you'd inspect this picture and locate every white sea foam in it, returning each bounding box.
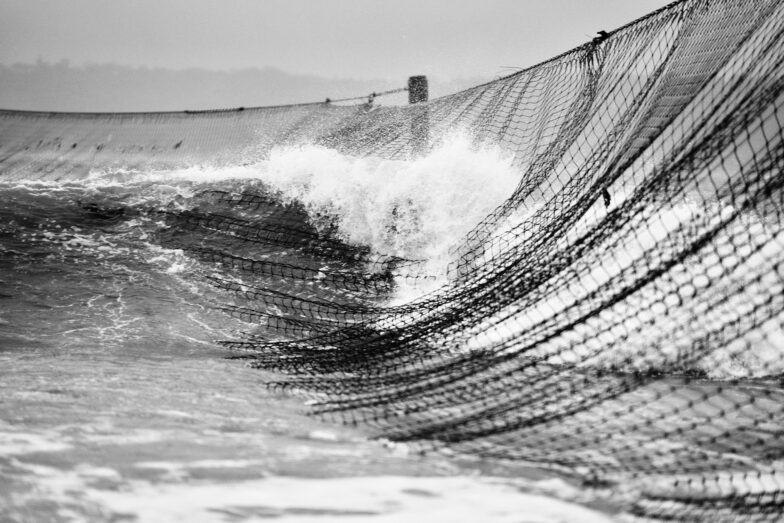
[83,134,520,283]
[9,459,614,523]
[255,136,519,267]
[0,431,72,455]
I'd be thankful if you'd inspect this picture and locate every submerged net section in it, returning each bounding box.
[2,0,784,519]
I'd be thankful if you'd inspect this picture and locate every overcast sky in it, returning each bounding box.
[2,0,673,82]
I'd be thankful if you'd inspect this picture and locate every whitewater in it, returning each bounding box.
[0,139,624,521]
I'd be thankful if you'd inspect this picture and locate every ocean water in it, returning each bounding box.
[0,138,618,521]
[2,132,784,521]
[4,2,784,517]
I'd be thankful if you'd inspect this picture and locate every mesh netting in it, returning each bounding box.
[2,0,784,519]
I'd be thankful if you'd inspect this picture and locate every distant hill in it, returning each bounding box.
[0,61,486,112]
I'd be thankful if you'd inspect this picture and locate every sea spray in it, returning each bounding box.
[85,134,520,292]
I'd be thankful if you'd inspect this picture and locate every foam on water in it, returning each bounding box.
[6,460,613,523]
[82,134,520,283]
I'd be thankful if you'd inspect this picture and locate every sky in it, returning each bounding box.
[2,0,674,82]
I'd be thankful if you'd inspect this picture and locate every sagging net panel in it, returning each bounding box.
[2,0,784,519]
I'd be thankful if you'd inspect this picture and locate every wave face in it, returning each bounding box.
[2,0,784,520]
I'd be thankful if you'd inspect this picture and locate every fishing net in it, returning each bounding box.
[2,0,784,519]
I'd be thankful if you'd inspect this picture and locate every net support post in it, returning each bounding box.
[408,75,429,155]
